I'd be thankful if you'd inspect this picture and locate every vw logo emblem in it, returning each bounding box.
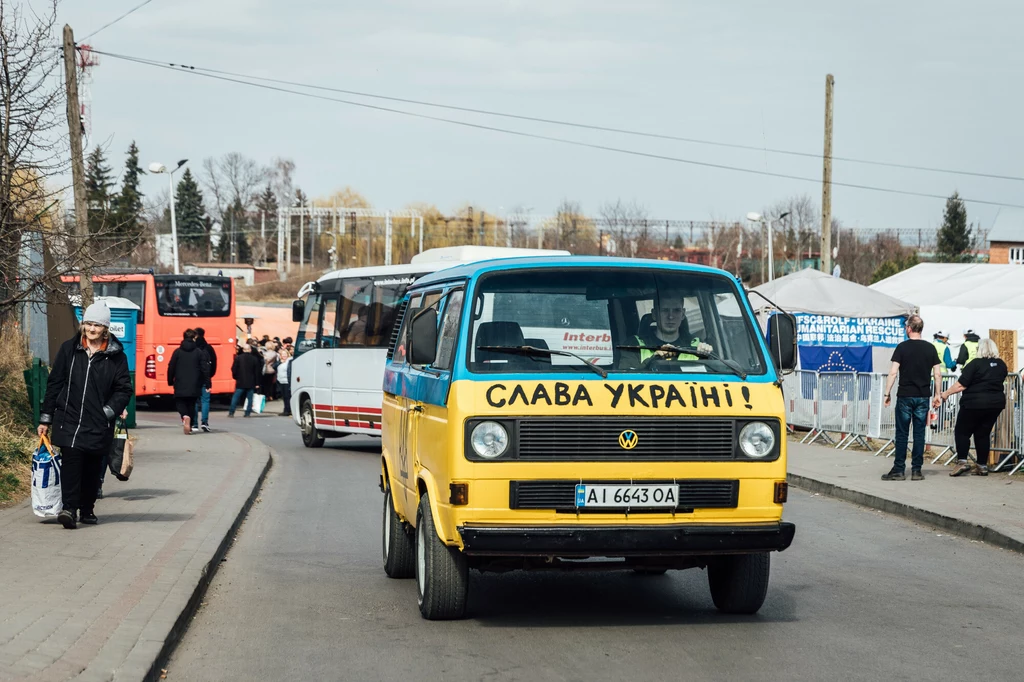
[618,430,638,450]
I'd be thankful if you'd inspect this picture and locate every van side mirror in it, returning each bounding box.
[292,299,305,323]
[409,308,438,366]
[767,313,798,372]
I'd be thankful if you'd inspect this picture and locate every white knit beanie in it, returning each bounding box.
[82,302,111,327]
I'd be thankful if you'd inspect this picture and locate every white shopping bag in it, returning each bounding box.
[251,393,266,415]
[31,436,63,518]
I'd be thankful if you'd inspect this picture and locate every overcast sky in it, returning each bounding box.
[57,0,1023,232]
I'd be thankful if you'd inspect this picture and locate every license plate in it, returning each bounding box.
[575,484,678,508]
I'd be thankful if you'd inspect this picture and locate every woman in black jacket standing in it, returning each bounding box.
[167,329,210,435]
[39,302,133,529]
[939,338,1008,476]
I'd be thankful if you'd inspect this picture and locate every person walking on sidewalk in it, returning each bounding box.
[940,338,1007,477]
[228,344,262,417]
[192,327,217,432]
[260,341,279,401]
[882,315,942,481]
[277,347,293,417]
[38,302,133,529]
[167,329,210,435]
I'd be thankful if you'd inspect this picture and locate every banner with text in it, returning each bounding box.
[795,314,906,347]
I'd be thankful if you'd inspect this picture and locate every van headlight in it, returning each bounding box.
[739,422,775,459]
[470,421,509,459]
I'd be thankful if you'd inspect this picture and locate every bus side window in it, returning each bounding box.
[319,297,340,349]
[434,289,465,371]
[295,294,322,354]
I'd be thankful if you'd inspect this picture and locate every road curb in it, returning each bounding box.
[142,436,274,682]
[788,472,1024,556]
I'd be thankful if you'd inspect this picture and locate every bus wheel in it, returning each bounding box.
[382,487,415,578]
[415,494,468,620]
[300,399,325,448]
[707,553,770,614]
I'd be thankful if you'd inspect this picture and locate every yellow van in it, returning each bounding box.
[380,257,797,619]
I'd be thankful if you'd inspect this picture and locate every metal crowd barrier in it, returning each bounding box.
[786,370,1024,475]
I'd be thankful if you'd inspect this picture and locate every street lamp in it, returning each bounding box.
[149,159,188,274]
[746,211,790,282]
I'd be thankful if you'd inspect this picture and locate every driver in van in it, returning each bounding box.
[619,291,713,368]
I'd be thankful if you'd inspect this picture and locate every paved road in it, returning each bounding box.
[166,414,1024,682]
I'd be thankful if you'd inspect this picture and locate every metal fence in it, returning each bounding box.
[783,371,1024,475]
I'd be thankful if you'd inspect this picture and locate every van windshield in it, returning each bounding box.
[466,268,766,375]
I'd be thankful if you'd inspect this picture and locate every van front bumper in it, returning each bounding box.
[457,521,795,557]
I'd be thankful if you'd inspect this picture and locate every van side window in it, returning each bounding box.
[391,294,422,365]
[318,296,340,348]
[434,289,465,370]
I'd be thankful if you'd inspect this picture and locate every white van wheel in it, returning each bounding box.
[415,494,468,620]
[382,488,415,578]
[300,398,325,448]
[707,553,770,614]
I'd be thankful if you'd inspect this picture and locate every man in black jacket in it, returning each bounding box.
[39,302,133,528]
[228,344,263,417]
[168,329,211,435]
[192,327,217,432]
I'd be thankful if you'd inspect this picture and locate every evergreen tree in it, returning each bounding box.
[254,183,279,265]
[216,198,252,264]
[936,192,973,263]
[110,141,146,244]
[85,146,114,235]
[174,168,210,251]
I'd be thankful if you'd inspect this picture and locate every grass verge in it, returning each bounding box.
[0,328,34,508]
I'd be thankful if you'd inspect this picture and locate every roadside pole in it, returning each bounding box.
[821,73,834,275]
[62,25,93,307]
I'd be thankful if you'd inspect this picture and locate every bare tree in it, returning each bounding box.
[201,152,267,219]
[597,199,650,257]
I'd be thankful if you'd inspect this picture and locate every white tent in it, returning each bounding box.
[753,268,917,372]
[871,263,1024,370]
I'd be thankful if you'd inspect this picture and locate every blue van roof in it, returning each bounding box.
[409,256,734,289]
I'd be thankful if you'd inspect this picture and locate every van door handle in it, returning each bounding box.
[325,361,332,366]
[411,405,424,413]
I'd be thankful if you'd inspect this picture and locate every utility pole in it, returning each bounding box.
[821,73,834,275]
[63,25,93,307]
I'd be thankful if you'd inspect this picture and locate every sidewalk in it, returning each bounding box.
[0,421,271,682]
[788,440,1024,553]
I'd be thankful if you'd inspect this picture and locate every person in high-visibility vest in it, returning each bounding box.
[619,291,712,367]
[956,329,981,370]
[932,330,956,371]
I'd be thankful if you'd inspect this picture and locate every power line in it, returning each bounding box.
[81,0,159,42]
[90,49,1024,210]
[87,48,1024,184]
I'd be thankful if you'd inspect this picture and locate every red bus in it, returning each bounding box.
[64,273,238,401]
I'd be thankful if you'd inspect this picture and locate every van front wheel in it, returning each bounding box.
[415,494,468,620]
[382,488,415,578]
[707,552,770,614]
[300,398,325,448]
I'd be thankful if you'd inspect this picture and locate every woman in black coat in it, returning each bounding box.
[228,344,263,417]
[167,329,211,434]
[39,302,133,529]
[940,337,1009,476]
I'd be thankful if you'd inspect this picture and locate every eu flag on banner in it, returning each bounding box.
[799,346,872,373]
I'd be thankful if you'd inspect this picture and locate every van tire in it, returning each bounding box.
[382,488,415,578]
[415,494,468,620]
[300,398,325,448]
[707,552,770,614]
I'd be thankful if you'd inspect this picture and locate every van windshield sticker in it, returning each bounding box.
[484,381,754,411]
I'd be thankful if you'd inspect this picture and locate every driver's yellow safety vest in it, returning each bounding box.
[636,335,700,362]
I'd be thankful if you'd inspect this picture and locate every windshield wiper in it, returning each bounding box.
[616,344,748,380]
[477,345,608,378]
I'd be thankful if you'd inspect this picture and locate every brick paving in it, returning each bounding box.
[0,421,270,682]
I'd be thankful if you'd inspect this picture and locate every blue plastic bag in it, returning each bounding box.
[31,436,62,518]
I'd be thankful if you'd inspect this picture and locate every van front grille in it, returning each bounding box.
[517,418,735,461]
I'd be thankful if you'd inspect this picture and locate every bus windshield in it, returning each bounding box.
[467,268,767,376]
[154,276,232,317]
[296,273,420,355]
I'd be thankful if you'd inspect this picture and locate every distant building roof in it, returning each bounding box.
[987,208,1024,243]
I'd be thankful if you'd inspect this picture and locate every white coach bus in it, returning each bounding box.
[289,246,569,447]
